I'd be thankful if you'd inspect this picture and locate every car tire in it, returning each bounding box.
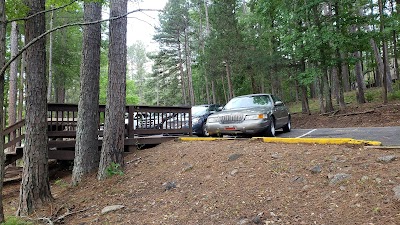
[282,117,291,133]
[266,118,276,137]
[201,122,209,137]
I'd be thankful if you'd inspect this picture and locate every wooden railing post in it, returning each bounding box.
[128,106,134,138]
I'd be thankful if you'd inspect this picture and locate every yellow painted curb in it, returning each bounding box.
[179,137,219,141]
[179,137,247,141]
[253,137,382,146]
[179,136,382,146]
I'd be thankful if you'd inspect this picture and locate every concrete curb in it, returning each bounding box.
[178,136,382,146]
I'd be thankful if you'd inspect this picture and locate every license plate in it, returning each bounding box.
[225,126,236,130]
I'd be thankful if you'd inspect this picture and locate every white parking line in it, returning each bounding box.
[296,129,317,138]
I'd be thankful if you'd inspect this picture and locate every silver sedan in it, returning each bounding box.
[205,94,291,137]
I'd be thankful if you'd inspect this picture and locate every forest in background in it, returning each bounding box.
[3,0,400,123]
[145,0,400,114]
[0,0,400,222]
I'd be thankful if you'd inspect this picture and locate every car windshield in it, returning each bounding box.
[224,95,272,110]
[191,106,208,117]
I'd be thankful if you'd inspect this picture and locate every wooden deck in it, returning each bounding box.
[3,104,192,164]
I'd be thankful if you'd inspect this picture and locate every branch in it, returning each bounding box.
[7,0,79,23]
[52,206,93,223]
[0,8,163,77]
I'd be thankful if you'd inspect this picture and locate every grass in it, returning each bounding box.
[288,84,400,114]
[1,217,33,225]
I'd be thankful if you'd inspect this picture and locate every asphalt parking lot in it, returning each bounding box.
[278,126,400,146]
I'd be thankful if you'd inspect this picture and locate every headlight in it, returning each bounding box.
[207,116,219,123]
[245,114,267,120]
[192,117,200,124]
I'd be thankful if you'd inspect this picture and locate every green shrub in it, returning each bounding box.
[389,90,400,100]
[105,162,124,177]
[2,216,33,225]
[365,92,374,102]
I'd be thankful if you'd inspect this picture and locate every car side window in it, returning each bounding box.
[271,95,282,104]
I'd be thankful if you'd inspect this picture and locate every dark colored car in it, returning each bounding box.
[206,94,291,137]
[191,104,221,136]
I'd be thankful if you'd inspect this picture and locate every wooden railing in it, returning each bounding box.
[3,103,192,151]
[3,120,25,150]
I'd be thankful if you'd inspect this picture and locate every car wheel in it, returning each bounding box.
[282,117,291,132]
[266,118,276,137]
[202,122,209,137]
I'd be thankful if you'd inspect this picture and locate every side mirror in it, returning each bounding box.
[274,101,283,106]
[218,106,223,111]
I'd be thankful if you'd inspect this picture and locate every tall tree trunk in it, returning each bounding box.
[72,1,102,186]
[393,0,400,80]
[332,67,340,104]
[0,0,6,222]
[56,83,65,103]
[18,49,25,122]
[200,0,211,104]
[393,31,399,80]
[178,35,187,105]
[184,27,195,106]
[47,9,54,101]
[340,52,351,92]
[323,68,334,112]
[7,21,18,153]
[378,0,392,98]
[211,79,216,104]
[336,51,346,109]
[371,39,390,93]
[98,0,128,180]
[225,61,234,99]
[221,75,227,103]
[299,58,310,114]
[318,76,326,113]
[353,51,366,104]
[203,0,210,35]
[8,21,18,127]
[18,0,53,216]
[383,41,393,92]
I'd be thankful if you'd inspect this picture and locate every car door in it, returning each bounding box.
[270,95,286,128]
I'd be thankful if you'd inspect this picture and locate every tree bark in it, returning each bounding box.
[98,0,128,180]
[178,34,187,105]
[211,79,216,104]
[18,49,25,122]
[353,51,366,104]
[221,75,227,103]
[298,58,310,114]
[0,0,6,222]
[200,0,211,104]
[18,0,53,216]
[332,67,339,104]
[8,21,18,128]
[318,76,326,113]
[225,61,234,99]
[382,41,392,92]
[340,52,351,92]
[7,21,18,153]
[184,27,195,106]
[72,1,102,186]
[393,30,399,80]
[47,10,54,101]
[323,68,334,112]
[390,0,400,80]
[335,49,346,109]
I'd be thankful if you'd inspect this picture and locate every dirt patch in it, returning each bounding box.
[3,101,400,224]
[293,101,400,128]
